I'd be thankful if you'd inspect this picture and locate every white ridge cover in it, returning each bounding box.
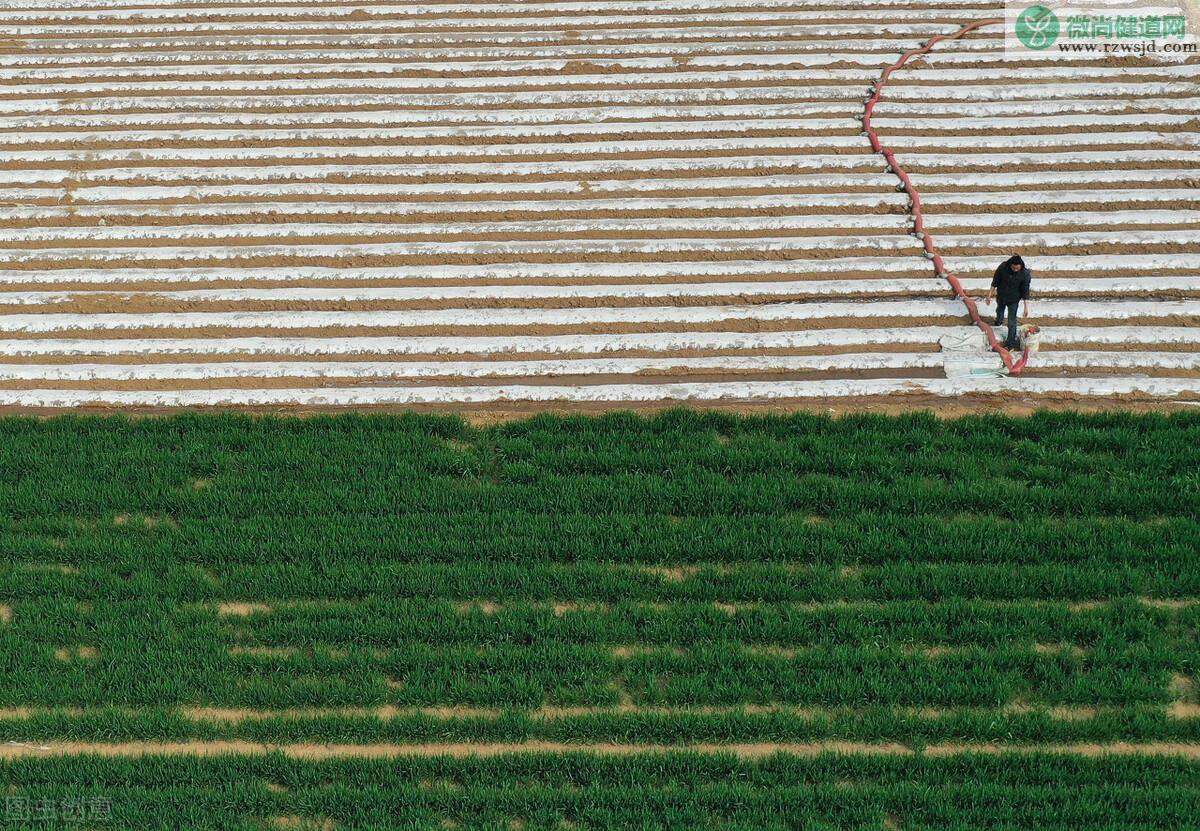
[0,1,1197,407]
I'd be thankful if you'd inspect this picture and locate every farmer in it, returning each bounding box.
[986,254,1032,350]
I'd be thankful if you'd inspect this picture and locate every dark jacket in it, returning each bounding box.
[992,258,1032,305]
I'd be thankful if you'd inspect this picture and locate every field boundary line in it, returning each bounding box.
[3,740,1200,760]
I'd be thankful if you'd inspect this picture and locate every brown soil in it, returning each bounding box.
[269,817,337,831]
[2,701,1157,723]
[1171,674,1196,703]
[1140,598,1197,609]
[10,284,1200,317]
[0,225,913,251]
[1001,702,1100,721]
[228,646,298,658]
[913,645,955,658]
[642,565,700,582]
[609,646,657,659]
[893,128,1200,147]
[0,204,903,230]
[0,79,879,107]
[36,293,1176,334]
[2,66,1183,93]
[455,601,502,615]
[934,196,1200,213]
[1032,643,1086,657]
[743,645,799,658]
[53,646,98,662]
[1,740,1197,760]
[21,563,80,574]
[0,246,934,272]
[0,268,933,291]
[112,512,177,528]
[0,317,960,342]
[217,602,272,617]
[224,594,1178,616]
[553,601,605,616]
[183,706,504,722]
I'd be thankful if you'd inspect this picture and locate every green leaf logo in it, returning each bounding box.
[1016,5,1060,49]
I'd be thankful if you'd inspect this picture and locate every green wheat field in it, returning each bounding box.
[1,410,1198,829]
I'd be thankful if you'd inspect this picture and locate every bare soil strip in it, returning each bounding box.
[189,596,1200,614]
[0,701,1191,732]
[1,740,1198,760]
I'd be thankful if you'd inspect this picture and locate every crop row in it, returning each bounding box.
[4,753,1200,830]
[8,597,1197,647]
[2,514,1199,567]
[1,658,1181,709]
[2,465,1196,521]
[5,559,1200,600]
[2,609,1194,708]
[0,413,1197,521]
[6,706,1200,745]
[0,690,1186,720]
[221,598,1192,645]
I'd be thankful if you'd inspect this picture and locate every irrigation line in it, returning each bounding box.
[863,18,1032,375]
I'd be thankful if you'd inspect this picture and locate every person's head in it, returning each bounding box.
[1007,254,1025,272]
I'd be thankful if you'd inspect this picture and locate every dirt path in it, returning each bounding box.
[2,740,1198,760]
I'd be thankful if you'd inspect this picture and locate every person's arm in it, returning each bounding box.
[987,267,1000,302]
[1021,270,1032,316]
